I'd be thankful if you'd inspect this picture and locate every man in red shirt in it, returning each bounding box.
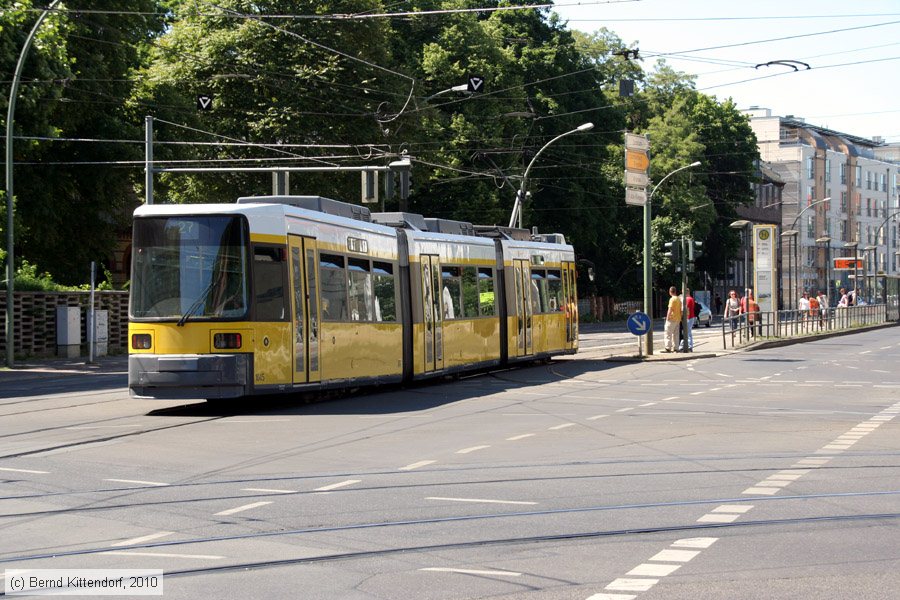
[684,288,696,351]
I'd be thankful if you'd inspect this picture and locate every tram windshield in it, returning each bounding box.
[131,216,249,320]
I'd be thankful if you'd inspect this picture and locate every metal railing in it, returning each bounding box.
[722,304,888,349]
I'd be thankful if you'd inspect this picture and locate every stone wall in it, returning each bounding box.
[0,291,129,358]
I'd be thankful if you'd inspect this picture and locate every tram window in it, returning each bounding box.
[373,261,396,322]
[477,268,495,316]
[462,267,478,317]
[253,245,287,321]
[546,270,563,312]
[531,270,547,313]
[348,258,373,321]
[320,253,348,321]
[441,266,462,320]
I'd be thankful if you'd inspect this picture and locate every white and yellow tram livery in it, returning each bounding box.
[128,196,577,399]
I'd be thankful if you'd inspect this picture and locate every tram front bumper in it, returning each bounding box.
[129,354,251,399]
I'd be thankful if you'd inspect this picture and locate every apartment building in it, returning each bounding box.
[746,108,900,306]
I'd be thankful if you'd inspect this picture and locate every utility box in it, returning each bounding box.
[90,310,109,357]
[56,306,81,358]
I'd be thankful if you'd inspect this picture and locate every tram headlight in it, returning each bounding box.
[214,332,242,349]
[131,333,152,350]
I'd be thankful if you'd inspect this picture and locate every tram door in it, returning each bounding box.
[289,236,321,384]
[421,255,444,372]
[562,261,577,349]
[513,259,534,357]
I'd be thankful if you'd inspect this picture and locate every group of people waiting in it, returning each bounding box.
[663,286,698,353]
[721,288,763,334]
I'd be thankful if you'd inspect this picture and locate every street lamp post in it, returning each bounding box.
[508,122,594,229]
[863,245,877,303]
[5,0,64,368]
[785,196,831,307]
[642,160,701,356]
[730,219,753,308]
[815,236,832,305]
[781,230,799,310]
[843,241,859,303]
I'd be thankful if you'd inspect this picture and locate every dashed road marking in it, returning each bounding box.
[214,501,272,516]
[672,537,718,549]
[742,487,780,495]
[712,505,754,513]
[105,478,168,487]
[506,434,535,441]
[426,497,537,506]
[111,531,174,547]
[420,567,521,577]
[627,563,681,577]
[649,549,700,562]
[314,480,361,492]
[549,423,576,430]
[399,460,436,471]
[0,467,49,474]
[588,415,609,421]
[605,578,659,592]
[697,513,740,523]
[616,407,635,413]
[456,445,490,454]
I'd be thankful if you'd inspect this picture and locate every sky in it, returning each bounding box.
[551,0,900,143]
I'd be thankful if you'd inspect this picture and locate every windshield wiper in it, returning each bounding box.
[176,277,217,327]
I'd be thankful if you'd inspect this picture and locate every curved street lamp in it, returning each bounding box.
[6,0,64,368]
[642,160,701,355]
[784,196,830,309]
[508,122,594,229]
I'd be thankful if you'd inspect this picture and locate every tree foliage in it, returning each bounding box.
[1,3,759,297]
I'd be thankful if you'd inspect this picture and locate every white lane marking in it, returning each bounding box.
[626,563,681,577]
[742,487,780,495]
[587,415,609,421]
[662,396,679,401]
[66,425,140,430]
[0,467,49,474]
[606,578,658,592]
[420,567,521,577]
[780,469,811,475]
[111,531,174,547]
[639,402,657,407]
[241,488,296,494]
[214,501,272,516]
[712,505,754,513]
[672,537,718,549]
[456,445,490,454]
[616,407,635,413]
[871,416,894,421]
[796,459,830,465]
[314,480,361,492]
[872,369,891,374]
[426,497,537,506]
[689,391,705,396]
[859,350,872,355]
[506,434,535,441]
[649,549,700,563]
[697,513,740,523]
[104,478,168,486]
[822,444,852,451]
[756,480,792,488]
[220,419,292,423]
[549,423,576,430]
[586,594,637,600]
[715,373,732,378]
[880,346,892,350]
[767,474,802,481]
[102,551,223,560]
[399,460,436,471]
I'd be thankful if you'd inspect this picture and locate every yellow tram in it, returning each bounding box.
[128,196,577,399]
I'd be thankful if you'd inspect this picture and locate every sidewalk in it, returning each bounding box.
[0,354,128,384]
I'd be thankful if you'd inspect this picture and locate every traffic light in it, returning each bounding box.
[688,240,703,262]
[389,157,412,200]
[663,240,681,263]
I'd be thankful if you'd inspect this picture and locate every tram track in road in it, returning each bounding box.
[0,498,898,576]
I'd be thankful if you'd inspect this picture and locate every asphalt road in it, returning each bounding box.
[1,326,898,599]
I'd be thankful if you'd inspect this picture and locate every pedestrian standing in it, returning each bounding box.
[798,292,810,322]
[664,286,682,352]
[714,293,723,318]
[684,288,696,351]
[724,289,741,330]
[816,290,828,326]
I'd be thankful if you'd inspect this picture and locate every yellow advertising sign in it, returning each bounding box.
[625,149,650,173]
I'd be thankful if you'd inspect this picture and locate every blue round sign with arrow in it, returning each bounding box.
[626,311,651,336]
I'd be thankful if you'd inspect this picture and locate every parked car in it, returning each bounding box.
[694,301,712,327]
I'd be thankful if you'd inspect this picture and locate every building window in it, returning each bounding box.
[840,191,848,213]
[806,156,814,180]
[881,172,888,192]
[840,163,847,184]
[855,165,862,187]
[824,217,831,237]
[866,171,872,190]
[840,220,848,241]
[807,186,815,204]
[866,198,872,217]
[824,159,831,181]
[807,215,815,239]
